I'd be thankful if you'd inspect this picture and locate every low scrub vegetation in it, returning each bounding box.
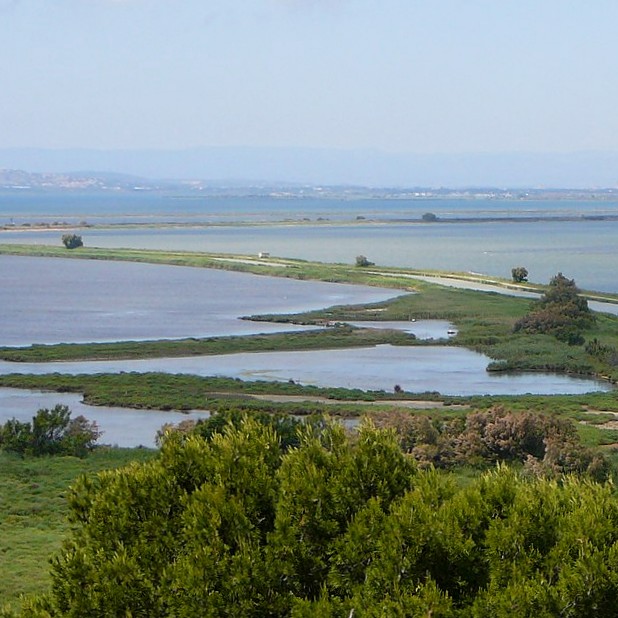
[373,405,610,480]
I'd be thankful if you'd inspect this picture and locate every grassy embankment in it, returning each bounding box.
[0,448,156,612]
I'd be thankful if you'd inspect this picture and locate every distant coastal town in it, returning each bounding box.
[1,168,617,201]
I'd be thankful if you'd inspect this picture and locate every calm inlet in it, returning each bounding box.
[1,255,397,346]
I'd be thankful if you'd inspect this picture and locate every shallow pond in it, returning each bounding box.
[0,345,609,396]
[0,388,210,448]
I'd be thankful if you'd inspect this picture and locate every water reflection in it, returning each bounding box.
[345,320,456,339]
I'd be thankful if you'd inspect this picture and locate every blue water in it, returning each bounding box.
[2,193,618,292]
[2,191,618,223]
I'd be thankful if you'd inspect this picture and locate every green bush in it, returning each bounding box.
[0,405,100,457]
[355,255,374,267]
[61,234,83,249]
[511,266,528,282]
[514,273,595,344]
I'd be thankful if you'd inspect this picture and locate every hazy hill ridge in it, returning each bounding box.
[1,148,618,189]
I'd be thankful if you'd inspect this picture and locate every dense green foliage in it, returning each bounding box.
[515,273,595,344]
[0,406,100,458]
[12,418,618,617]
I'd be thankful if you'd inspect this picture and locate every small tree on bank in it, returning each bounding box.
[61,233,83,249]
[0,405,100,457]
[511,266,528,283]
[355,255,374,267]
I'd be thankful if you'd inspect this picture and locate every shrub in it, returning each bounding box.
[61,233,83,249]
[514,272,594,344]
[511,266,528,282]
[0,405,101,457]
[355,255,374,267]
[373,406,609,479]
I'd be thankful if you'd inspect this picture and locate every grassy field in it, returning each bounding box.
[0,448,156,612]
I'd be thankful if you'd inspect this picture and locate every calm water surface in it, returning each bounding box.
[4,217,618,293]
[3,194,617,223]
[0,345,608,396]
[346,320,456,339]
[1,255,398,346]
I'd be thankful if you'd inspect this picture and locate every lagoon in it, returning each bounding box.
[1,255,397,346]
[0,256,611,397]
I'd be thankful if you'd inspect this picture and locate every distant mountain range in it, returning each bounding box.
[0,147,617,189]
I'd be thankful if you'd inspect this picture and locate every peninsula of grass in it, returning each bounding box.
[0,372,448,411]
[4,241,618,302]
[0,325,417,363]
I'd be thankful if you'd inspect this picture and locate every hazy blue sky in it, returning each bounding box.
[2,1,617,156]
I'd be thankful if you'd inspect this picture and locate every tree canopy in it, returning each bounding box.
[17,415,618,617]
